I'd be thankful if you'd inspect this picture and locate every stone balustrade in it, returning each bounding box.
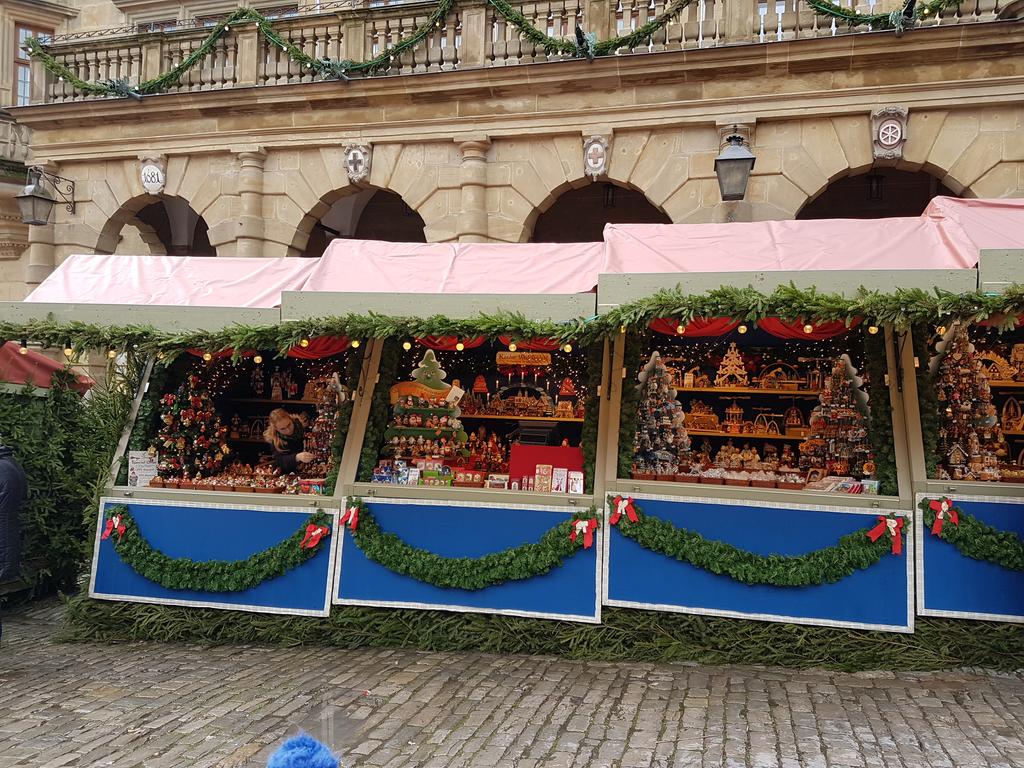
[29,0,1011,103]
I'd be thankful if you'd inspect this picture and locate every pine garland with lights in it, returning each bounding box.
[805,0,963,32]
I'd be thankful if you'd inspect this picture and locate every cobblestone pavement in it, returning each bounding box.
[2,602,1024,768]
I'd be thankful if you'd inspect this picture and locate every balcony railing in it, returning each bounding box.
[30,0,1010,103]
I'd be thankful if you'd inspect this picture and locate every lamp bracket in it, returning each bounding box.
[28,165,76,214]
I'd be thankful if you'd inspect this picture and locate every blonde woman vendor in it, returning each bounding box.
[264,408,313,473]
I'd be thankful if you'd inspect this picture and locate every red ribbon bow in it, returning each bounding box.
[866,515,903,555]
[101,514,126,542]
[609,496,638,526]
[299,523,330,550]
[929,498,959,538]
[570,518,598,549]
[340,506,359,532]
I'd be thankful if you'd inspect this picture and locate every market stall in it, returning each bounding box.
[906,250,1024,623]
[593,241,985,632]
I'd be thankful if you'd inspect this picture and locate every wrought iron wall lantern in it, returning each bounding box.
[16,166,76,225]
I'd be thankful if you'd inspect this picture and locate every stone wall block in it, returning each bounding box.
[830,115,873,174]
[781,146,829,198]
[508,163,552,208]
[643,156,690,207]
[606,131,649,184]
[661,179,702,222]
[968,162,1020,199]
[902,110,948,170]
[799,118,848,182]
[629,132,675,193]
[763,174,806,218]
[369,143,404,190]
[926,113,980,191]
[948,132,1003,190]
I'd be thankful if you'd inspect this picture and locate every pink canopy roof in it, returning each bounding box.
[303,240,607,295]
[20,198,1022,305]
[26,254,318,308]
[602,197,1024,275]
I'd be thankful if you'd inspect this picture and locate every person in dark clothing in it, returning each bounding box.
[0,444,27,643]
[263,408,313,473]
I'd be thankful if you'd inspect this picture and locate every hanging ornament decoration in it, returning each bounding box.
[607,497,903,586]
[928,497,959,537]
[919,498,1024,571]
[340,498,598,590]
[99,506,333,592]
[866,515,904,555]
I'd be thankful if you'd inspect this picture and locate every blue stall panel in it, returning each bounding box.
[605,495,913,632]
[334,499,601,623]
[917,494,1024,622]
[90,498,336,616]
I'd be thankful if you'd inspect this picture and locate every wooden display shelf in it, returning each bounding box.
[460,414,584,423]
[1003,430,1024,436]
[676,386,822,397]
[686,429,806,441]
[221,397,320,405]
[987,381,1024,388]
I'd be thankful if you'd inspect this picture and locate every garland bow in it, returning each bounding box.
[610,495,638,525]
[928,497,959,538]
[300,523,331,549]
[570,518,598,549]
[101,512,126,542]
[340,504,360,531]
[866,515,904,555]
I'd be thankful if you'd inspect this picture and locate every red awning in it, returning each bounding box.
[0,342,93,393]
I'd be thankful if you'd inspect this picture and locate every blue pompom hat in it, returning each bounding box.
[267,733,340,768]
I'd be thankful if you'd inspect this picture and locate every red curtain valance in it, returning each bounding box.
[187,336,350,361]
[649,318,740,337]
[497,336,564,352]
[649,317,859,340]
[756,318,861,340]
[417,336,486,351]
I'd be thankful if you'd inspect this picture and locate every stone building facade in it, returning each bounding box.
[2,0,1023,299]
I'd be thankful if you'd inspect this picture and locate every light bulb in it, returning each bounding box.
[868,325,879,335]
[253,354,263,364]
[107,348,117,359]
[455,342,465,351]
[299,338,310,347]
[737,325,748,334]
[508,343,517,352]
[563,344,573,353]
[351,339,361,348]
[18,340,27,355]
[803,324,814,334]
[619,325,626,334]
[63,341,73,358]
[402,341,412,351]
[157,351,166,360]
[676,324,685,335]
[203,352,213,362]
[937,325,947,336]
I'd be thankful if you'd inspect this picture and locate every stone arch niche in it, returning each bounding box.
[528,180,671,243]
[97,194,214,256]
[290,187,427,258]
[796,167,958,220]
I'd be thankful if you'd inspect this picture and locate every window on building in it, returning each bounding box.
[15,25,52,106]
[136,19,181,33]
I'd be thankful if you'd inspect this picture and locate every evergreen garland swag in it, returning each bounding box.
[920,498,1024,572]
[343,498,598,590]
[101,505,332,592]
[805,0,964,32]
[609,497,902,587]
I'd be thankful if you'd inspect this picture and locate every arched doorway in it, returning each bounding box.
[797,168,957,220]
[300,189,426,258]
[105,195,214,256]
[530,183,671,243]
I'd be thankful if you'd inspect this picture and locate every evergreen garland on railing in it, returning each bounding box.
[343,498,598,590]
[28,0,700,100]
[805,0,964,32]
